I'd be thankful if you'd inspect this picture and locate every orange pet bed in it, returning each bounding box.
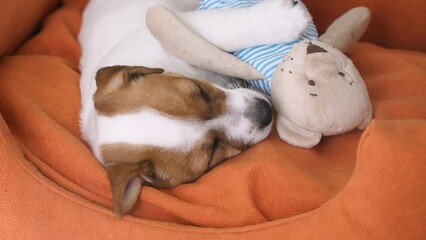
[1,0,426,239]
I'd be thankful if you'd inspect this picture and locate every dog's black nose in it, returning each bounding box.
[254,98,273,128]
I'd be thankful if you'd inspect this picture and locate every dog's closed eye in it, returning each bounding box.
[198,84,211,102]
[191,81,211,102]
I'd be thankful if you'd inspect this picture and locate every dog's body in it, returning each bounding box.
[79,0,308,216]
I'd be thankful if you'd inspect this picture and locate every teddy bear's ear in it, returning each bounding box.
[319,7,371,52]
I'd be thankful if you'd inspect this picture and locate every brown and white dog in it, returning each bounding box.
[79,0,308,216]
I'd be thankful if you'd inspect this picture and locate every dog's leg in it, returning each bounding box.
[176,0,311,52]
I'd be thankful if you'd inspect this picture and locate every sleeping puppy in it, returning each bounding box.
[79,0,308,216]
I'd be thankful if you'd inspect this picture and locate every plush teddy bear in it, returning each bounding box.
[146,0,373,148]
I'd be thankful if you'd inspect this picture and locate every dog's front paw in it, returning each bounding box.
[253,0,312,43]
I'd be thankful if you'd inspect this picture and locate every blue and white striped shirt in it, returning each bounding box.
[198,0,318,95]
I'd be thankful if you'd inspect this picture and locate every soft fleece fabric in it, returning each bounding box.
[1,0,426,239]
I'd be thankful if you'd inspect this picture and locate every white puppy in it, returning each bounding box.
[79,0,309,216]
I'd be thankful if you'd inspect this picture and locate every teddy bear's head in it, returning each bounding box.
[271,40,372,148]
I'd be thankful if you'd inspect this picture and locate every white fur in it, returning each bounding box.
[79,0,296,163]
[94,109,205,163]
[96,110,204,149]
[177,0,312,52]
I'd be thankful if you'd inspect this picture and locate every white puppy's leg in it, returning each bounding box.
[176,0,311,52]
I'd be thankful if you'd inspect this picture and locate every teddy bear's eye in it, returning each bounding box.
[308,80,316,86]
[338,72,345,77]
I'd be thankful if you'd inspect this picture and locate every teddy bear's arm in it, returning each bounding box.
[146,5,264,80]
[276,116,322,148]
[146,0,313,81]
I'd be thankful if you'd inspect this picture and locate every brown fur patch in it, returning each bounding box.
[93,66,227,120]
[101,130,246,189]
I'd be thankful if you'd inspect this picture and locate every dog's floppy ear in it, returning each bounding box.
[125,66,164,81]
[95,65,164,89]
[95,65,127,90]
[105,160,154,217]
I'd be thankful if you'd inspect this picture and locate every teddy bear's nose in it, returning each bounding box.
[307,44,327,54]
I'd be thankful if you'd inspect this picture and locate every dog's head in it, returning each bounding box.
[92,65,272,216]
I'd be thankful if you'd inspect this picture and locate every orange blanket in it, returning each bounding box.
[1,0,425,239]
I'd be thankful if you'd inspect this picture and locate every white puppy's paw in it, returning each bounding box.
[251,0,312,44]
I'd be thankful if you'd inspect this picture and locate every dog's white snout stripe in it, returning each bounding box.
[96,109,206,152]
